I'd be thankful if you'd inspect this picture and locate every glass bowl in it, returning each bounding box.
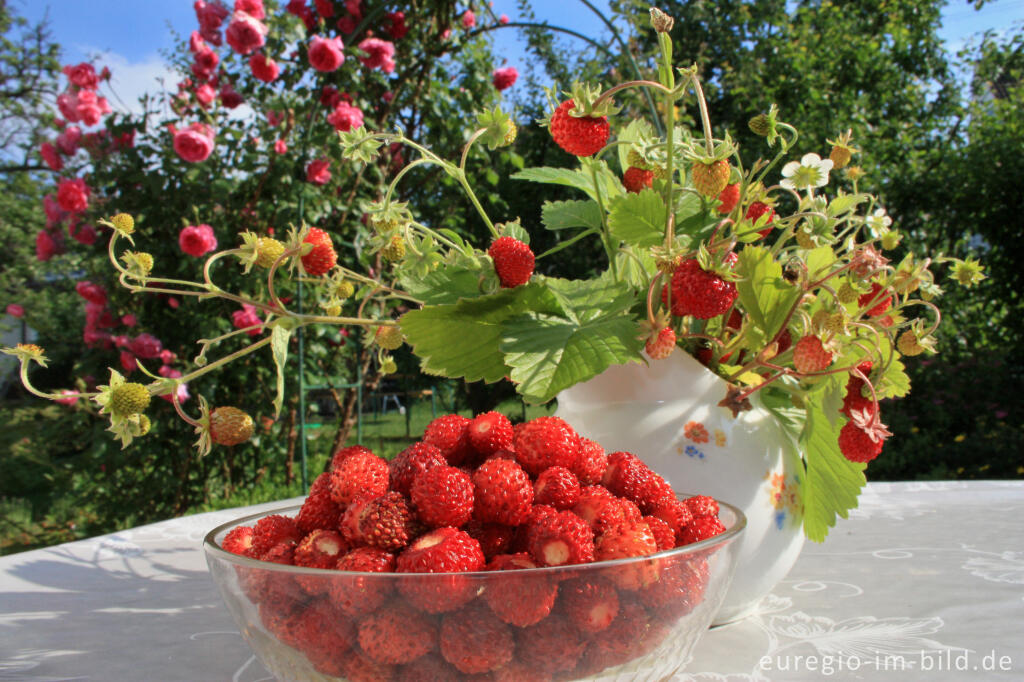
[204,500,745,681]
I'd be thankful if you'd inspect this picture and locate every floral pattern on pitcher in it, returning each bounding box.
[766,469,803,529]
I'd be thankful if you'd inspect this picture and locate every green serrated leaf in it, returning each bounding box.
[614,246,657,289]
[270,324,292,418]
[541,200,603,232]
[800,399,867,542]
[805,245,837,280]
[512,167,597,198]
[616,118,655,173]
[735,245,802,341]
[398,265,482,305]
[875,355,911,399]
[607,188,666,247]
[827,193,869,218]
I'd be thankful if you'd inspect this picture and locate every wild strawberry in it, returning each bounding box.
[374,325,403,350]
[595,520,659,589]
[643,514,676,550]
[464,521,515,560]
[491,661,554,682]
[341,491,414,551]
[513,416,581,476]
[515,613,586,674]
[209,406,254,446]
[440,602,515,674]
[533,466,581,510]
[472,457,534,526]
[691,160,730,197]
[291,603,358,675]
[667,258,738,320]
[295,529,348,570]
[338,652,396,682]
[841,364,877,420]
[639,556,710,619]
[549,99,609,157]
[329,444,375,471]
[357,601,438,664]
[573,437,607,485]
[528,509,594,566]
[717,182,740,214]
[746,201,775,237]
[330,546,395,617]
[897,329,927,356]
[388,441,446,496]
[858,282,892,317]
[488,236,535,288]
[581,601,651,672]
[483,553,558,626]
[602,451,672,512]
[647,497,693,543]
[468,411,514,455]
[301,226,337,276]
[396,528,485,613]
[330,449,390,506]
[573,486,629,536]
[423,414,473,466]
[411,465,475,528]
[644,326,676,359]
[562,575,620,632]
[221,525,254,555]
[839,406,892,463]
[251,514,302,557]
[679,516,726,545]
[622,165,654,193]
[254,236,285,268]
[396,654,460,682]
[511,503,559,553]
[792,335,833,374]
[109,382,150,416]
[684,494,719,519]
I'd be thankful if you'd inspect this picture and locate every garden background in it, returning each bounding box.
[1,0,1022,554]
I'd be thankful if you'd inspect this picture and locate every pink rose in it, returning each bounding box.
[273,139,288,154]
[267,110,284,127]
[159,381,191,405]
[36,230,59,261]
[225,11,268,55]
[75,281,107,306]
[306,158,331,185]
[232,303,263,336]
[167,297,180,309]
[286,0,315,29]
[386,11,408,40]
[195,0,229,45]
[57,91,81,123]
[326,101,363,132]
[308,35,345,72]
[461,10,476,29]
[84,302,115,328]
[122,314,138,327]
[192,48,219,80]
[57,178,90,213]
[173,122,215,163]
[346,0,362,17]
[158,365,179,378]
[235,0,265,20]
[249,53,279,82]
[160,349,177,364]
[74,90,110,126]
[113,335,130,348]
[314,0,334,17]
[499,14,509,25]
[120,350,138,373]
[69,221,97,245]
[357,37,395,73]
[492,66,518,91]
[219,83,244,108]
[189,31,206,53]
[6,303,25,318]
[63,62,99,90]
[55,390,79,406]
[179,223,218,257]
[130,332,164,359]
[195,83,216,107]
[336,16,357,34]
[320,85,342,108]
[56,125,82,155]
[40,142,63,171]
[440,28,451,41]
[83,328,113,349]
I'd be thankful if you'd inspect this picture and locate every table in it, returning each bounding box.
[2,481,1022,681]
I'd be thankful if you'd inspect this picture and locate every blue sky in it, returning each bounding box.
[11,0,1024,115]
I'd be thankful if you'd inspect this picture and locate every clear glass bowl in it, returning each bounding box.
[204,500,746,681]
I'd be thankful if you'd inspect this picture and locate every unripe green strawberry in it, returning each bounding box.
[135,252,154,274]
[381,357,397,374]
[110,383,150,416]
[255,237,286,268]
[375,325,404,350]
[795,228,817,250]
[897,330,925,357]
[110,213,135,234]
[382,235,406,262]
[837,283,860,304]
[748,113,772,137]
[335,280,355,299]
[830,145,853,169]
[691,160,730,197]
[210,407,254,446]
[137,414,151,436]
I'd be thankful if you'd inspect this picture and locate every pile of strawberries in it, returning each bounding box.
[219,412,728,680]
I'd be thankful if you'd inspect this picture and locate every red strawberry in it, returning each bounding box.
[511,504,559,553]
[396,527,485,613]
[583,600,652,671]
[513,416,580,477]
[422,414,473,466]
[838,419,886,463]
[514,613,586,674]
[307,470,333,497]
[648,496,694,541]
[644,326,676,359]
[527,509,594,566]
[411,464,475,528]
[573,437,608,485]
[483,553,558,626]
[396,654,460,682]
[291,603,357,676]
[340,491,415,551]
[357,601,437,664]
[858,282,893,317]
[746,201,775,237]
[639,556,710,619]
[472,457,534,526]
[295,529,348,570]
[295,487,342,534]
[492,661,554,682]
[468,411,514,455]
[623,165,654,193]
[330,449,390,506]
[388,441,446,497]
[329,444,375,471]
[792,335,833,374]
[464,521,515,560]
[533,465,581,510]
[250,514,302,557]
[339,651,397,682]
[561,575,620,633]
[602,451,672,512]
[691,160,730,197]
[331,546,396,617]
[595,520,659,589]
[221,525,254,556]
[572,486,630,536]
[667,257,738,320]
[549,99,609,157]
[643,514,676,551]
[301,227,337,276]
[488,236,535,288]
[440,602,514,674]
[679,516,726,545]
[717,182,741,214]
[684,494,719,519]
[842,376,877,419]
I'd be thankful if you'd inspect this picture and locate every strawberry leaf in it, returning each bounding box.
[541,199,603,232]
[607,188,666,247]
[513,163,621,203]
[735,245,802,345]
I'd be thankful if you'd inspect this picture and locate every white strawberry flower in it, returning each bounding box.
[780,152,834,190]
[865,207,893,237]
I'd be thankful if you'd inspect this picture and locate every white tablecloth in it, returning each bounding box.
[1,481,1022,681]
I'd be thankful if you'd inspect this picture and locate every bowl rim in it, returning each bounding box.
[203,495,746,578]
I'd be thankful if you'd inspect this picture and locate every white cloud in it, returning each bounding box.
[81,49,179,117]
